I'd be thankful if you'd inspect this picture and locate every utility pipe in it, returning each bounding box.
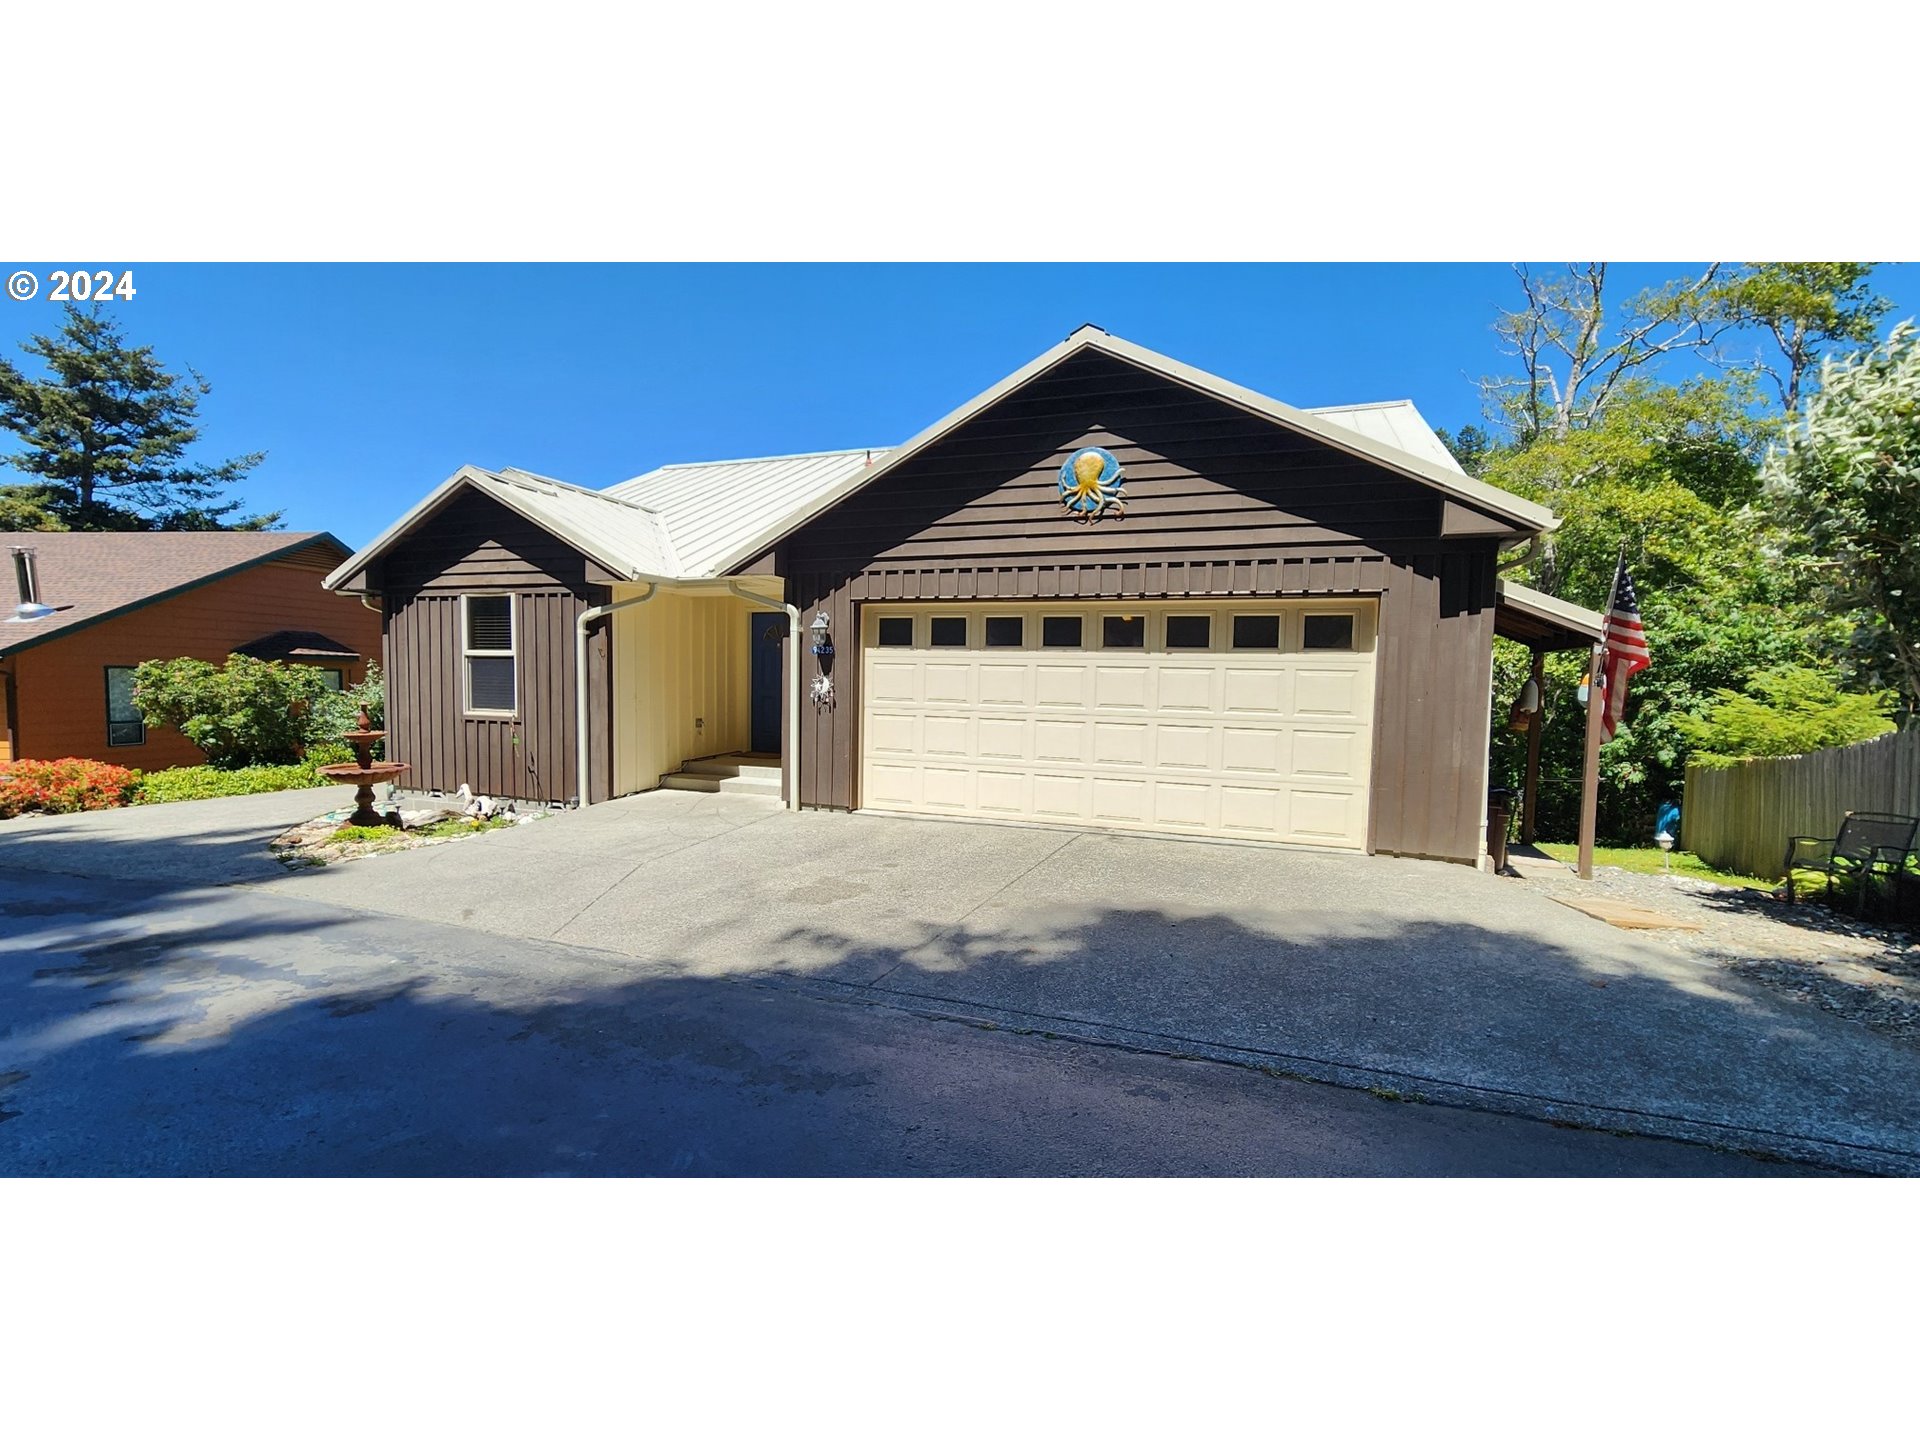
[726,579,800,811]
[575,583,658,807]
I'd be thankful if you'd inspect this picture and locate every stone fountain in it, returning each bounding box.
[318,703,410,828]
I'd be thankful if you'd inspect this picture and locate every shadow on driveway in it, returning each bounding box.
[0,870,1836,1177]
[4,791,1916,1172]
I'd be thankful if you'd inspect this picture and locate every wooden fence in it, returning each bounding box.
[1683,729,1920,880]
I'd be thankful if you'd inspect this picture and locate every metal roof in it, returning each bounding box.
[1307,400,1465,475]
[1495,579,1604,650]
[325,465,678,591]
[601,401,1461,579]
[605,448,891,577]
[328,327,1552,593]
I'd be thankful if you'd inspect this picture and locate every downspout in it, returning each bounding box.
[1496,535,1539,574]
[726,579,800,812]
[575,583,658,807]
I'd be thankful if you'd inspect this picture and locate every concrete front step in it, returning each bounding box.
[659,772,782,796]
[682,754,782,781]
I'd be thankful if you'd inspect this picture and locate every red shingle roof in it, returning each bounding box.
[0,531,349,657]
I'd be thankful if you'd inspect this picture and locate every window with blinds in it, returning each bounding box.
[463,594,516,714]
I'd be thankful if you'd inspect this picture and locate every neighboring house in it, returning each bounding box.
[0,531,380,769]
[325,326,1601,864]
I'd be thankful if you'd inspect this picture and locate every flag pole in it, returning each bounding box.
[1576,544,1626,881]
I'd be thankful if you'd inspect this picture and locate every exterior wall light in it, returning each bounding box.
[809,610,833,663]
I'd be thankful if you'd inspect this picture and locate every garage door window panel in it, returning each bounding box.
[1042,615,1083,648]
[984,615,1024,648]
[930,616,968,647]
[1165,614,1211,650]
[1102,615,1144,649]
[876,616,914,647]
[1232,614,1281,649]
[1303,613,1356,651]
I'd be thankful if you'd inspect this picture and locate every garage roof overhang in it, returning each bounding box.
[1495,580,1604,652]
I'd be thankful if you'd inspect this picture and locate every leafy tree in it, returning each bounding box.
[1677,666,1897,763]
[1482,263,1727,443]
[0,484,65,530]
[1482,375,1831,838]
[1486,376,1778,601]
[1475,267,1840,839]
[1703,262,1892,411]
[131,655,332,768]
[1761,320,1920,716]
[0,304,278,531]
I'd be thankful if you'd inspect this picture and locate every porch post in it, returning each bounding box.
[1576,640,1605,880]
[1521,648,1545,845]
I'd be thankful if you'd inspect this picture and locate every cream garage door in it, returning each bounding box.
[859,601,1376,847]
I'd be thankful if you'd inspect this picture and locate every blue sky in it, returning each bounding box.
[2,263,1914,547]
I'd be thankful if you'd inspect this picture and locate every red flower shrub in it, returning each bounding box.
[0,758,144,819]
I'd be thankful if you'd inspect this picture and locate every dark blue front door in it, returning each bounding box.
[749,613,785,754]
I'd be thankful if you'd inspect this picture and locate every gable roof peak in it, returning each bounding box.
[702,326,1555,572]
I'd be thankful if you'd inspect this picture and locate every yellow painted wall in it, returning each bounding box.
[611,587,765,795]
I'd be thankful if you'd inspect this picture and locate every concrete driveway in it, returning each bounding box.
[6,787,1918,1171]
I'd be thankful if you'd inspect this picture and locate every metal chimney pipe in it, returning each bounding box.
[11,547,38,608]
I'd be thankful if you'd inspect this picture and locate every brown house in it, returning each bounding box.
[0,531,380,769]
[326,327,1603,864]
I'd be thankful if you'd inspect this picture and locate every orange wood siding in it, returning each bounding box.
[6,547,382,769]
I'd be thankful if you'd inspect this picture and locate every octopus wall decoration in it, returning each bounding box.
[1058,446,1126,524]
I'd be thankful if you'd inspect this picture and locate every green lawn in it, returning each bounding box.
[1534,843,1777,890]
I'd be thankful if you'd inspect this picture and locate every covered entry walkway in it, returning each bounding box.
[1493,579,1606,856]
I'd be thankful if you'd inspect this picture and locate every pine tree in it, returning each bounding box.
[0,304,278,530]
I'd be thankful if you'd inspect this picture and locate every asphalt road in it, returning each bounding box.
[0,867,1821,1177]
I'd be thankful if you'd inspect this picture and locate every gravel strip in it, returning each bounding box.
[1519,863,1920,1049]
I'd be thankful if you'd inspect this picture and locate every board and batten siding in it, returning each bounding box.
[373,487,612,804]
[610,586,758,795]
[769,348,1505,863]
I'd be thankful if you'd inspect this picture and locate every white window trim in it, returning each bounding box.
[463,593,518,718]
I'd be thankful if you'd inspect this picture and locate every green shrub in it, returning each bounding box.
[310,662,386,759]
[132,655,333,768]
[1678,665,1898,763]
[0,758,144,819]
[302,741,357,768]
[136,760,336,805]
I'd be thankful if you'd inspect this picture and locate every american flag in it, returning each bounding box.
[1598,554,1650,741]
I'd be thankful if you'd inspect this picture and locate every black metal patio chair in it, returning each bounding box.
[1783,811,1919,917]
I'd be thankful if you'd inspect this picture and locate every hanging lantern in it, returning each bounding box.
[1506,676,1541,733]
